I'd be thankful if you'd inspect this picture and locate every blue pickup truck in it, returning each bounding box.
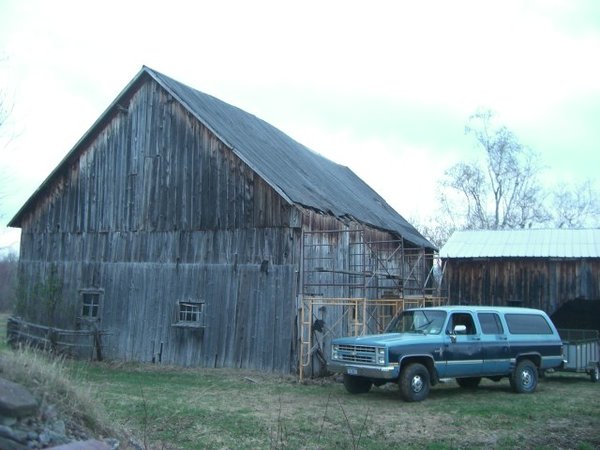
[328,306,564,401]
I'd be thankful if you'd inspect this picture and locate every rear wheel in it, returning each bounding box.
[343,374,372,394]
[456,377,481,389]
[511,360,538,393]
[590,365,600,383]
[399,363,430,402]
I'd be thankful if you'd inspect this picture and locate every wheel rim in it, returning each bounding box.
[521,369,533,388]
[411,375,424,393]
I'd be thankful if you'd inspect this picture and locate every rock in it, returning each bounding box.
[38,430,51,445]
[0,415,18,426]
[0,378,121,450]
[47,439,112,449]
[0,435,29,450]
[103,437,120,449]
[51,420,66,435]
[0,424,29,443]
[0,424,16,438]
[0,378,38,418]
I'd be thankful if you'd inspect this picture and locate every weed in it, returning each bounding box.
[0,345,112,437]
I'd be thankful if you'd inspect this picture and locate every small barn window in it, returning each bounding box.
[80,290,102,320]
[179,302,203,322]
[173,300,205,328]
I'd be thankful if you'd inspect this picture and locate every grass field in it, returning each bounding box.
[72,358,600,449]
[2,313,600,449]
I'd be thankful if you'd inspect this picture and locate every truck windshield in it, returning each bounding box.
[385,310,447,335]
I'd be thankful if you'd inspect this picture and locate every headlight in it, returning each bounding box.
[332,345,340,360]
[377,347,386,365]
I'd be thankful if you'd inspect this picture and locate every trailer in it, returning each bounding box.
[558,329,600,382]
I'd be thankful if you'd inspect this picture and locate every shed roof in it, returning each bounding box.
[9,66,433,249]
[439,229,600,259]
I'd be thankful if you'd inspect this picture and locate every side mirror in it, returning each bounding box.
[450,324,467,343]
[453,324,467,335]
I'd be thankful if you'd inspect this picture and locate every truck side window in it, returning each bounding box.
[505,314,553,334]
[478,313,504,334]
[447,313,477,335]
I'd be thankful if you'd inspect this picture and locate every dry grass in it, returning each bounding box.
[0,346,116,439]
[0,312,136,446]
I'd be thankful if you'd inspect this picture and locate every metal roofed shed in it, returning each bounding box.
[440,229,600,313]
[439,229,600,259]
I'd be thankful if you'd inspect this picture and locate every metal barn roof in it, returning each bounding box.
[9,66,433,249]
[439,229,600,258]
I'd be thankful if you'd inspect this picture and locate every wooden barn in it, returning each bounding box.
[8,66,436,375]
[440,229,600,316]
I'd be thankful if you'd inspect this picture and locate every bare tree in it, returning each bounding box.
[441,109,548,230]
[551,179,600,228]
[0,251,17,311]
[409,207,457,250]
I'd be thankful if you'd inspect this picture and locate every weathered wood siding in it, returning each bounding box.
[17,77,302,372]
[444,258,600,314]
[17,260,297,371]
[19,79,296,234]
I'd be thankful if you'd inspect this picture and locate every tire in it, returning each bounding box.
[343,374,372,394]
[590,365,600,383]
[511,360,538,394]
[399,363,431,402]
[456,377,482,389]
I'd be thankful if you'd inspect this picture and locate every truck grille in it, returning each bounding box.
[336,344,377,364]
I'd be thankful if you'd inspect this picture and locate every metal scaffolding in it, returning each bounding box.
[299,229,446,380]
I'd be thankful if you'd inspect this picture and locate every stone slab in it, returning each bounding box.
[0,377,38,418]
[49,439,112,450]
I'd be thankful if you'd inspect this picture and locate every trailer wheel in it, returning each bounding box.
[590,365,600,383]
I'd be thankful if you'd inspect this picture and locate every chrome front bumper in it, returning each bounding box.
[328,361,399,379]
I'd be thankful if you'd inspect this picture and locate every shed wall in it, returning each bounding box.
[444,258,600,314]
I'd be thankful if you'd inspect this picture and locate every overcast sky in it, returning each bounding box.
[1,0,599,252]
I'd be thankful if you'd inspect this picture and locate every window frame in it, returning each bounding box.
[478,312,505,335]
[79,289,103,321]
[505,313,553,335]
[173,300,205,328]
[446,312,478,335]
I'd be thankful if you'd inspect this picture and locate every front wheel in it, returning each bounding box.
[511,360,538,394]
[343,374,372,394]
[399,363,430,402]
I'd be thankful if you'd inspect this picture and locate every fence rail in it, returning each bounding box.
[6,316,108,360]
